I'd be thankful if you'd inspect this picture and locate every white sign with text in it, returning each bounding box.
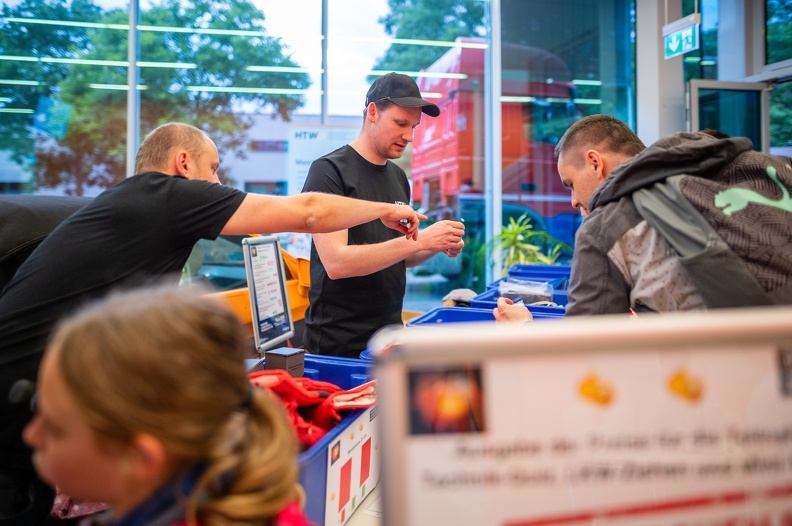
[373,309,792,526]
[287,126,359,195]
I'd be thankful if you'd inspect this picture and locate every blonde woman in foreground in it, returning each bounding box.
[23,285,314,526]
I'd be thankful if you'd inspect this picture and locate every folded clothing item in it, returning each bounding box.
[249,370,377,448]
[441,288,479,307]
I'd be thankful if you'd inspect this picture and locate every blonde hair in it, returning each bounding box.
[134,123,210,175]
[49,285,300,526]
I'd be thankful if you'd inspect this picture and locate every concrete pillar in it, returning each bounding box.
[718,0,764,81]
[636,0,685,145]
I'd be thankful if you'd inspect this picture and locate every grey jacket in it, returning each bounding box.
[566,132,792,316]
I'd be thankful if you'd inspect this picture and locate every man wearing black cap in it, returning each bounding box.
[301,72,466,358]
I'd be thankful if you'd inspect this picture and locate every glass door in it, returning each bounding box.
[688,79,770,151]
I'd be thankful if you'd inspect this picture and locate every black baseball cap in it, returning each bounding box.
[365,72,440,117]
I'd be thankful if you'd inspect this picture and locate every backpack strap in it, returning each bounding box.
[633,175,774,309]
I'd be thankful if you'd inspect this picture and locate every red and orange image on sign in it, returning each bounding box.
[408,365,485,435]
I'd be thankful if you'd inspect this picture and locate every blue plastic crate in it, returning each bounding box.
[469,287,568,314]
[507,263,572,277]
[359,349,375,363]
[406,306,563,327]
[302,354,371,390]
[553,290,569,306]
[262,354,377,525]
[499,263,572,291]
[406,307,496,326]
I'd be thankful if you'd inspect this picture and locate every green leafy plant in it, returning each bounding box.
[478,214,572,277]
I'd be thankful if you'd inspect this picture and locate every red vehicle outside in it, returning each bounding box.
[410,37,582,246]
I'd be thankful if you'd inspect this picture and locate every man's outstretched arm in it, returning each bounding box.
[221,192,425,238]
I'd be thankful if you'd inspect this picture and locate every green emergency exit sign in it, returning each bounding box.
[663,13,701,60]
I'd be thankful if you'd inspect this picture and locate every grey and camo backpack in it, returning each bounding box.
[633,153,792,308]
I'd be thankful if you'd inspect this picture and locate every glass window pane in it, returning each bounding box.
[138,0,317,191]
[682,0,718,82]
[0,2,129,195]
[766,0,792,66]
[328,0,487,305]
[770,81,792,153]
[498,0,636,275]
[698,88,762,148]
[327,1,392,117]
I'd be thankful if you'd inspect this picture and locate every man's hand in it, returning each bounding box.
[418,220,465,255]
[444,241,464,258]
[493,297,533,323]
[381,204,427,240]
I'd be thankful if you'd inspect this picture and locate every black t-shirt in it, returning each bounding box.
[301,145,410,358]
[0,172,245,470]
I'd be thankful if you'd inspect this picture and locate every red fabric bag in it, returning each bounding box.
[248,370,377,448]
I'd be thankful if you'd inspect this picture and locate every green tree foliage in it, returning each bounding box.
[1,0,309,195]
[372,0,485,74]
[0,0,100,172]
[763,0,791,148]
[770,82,792,148]
[767,0,792,65]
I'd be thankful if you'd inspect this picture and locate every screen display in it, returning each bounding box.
[243,236,294,353]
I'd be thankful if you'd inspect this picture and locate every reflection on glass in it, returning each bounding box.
[682,0,718,82]
[0,2,122,195]
[137,0,311,190]
[410,39,579,277]
[770,82,792,150]
[0,0,641,302]
[183,235,248,291]
[698,88,762,150]
[490,0,635,284]
[328,0,485,116]
[327,0,487,297]
[0,0,313,196]
[766,0,792,65]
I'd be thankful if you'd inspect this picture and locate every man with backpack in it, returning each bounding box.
[495,115,792,320]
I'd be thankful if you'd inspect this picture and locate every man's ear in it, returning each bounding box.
[366,102,378,122]
[174,151,190,177]
[585,149,606,181]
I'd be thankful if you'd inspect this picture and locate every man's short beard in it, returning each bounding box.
[377,144,403,161]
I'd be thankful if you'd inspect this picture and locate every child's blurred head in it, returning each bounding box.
[24,285,299,521]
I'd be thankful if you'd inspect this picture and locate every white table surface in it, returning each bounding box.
[344,483,383,526]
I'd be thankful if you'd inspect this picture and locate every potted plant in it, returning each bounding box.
[477,214,572,280]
